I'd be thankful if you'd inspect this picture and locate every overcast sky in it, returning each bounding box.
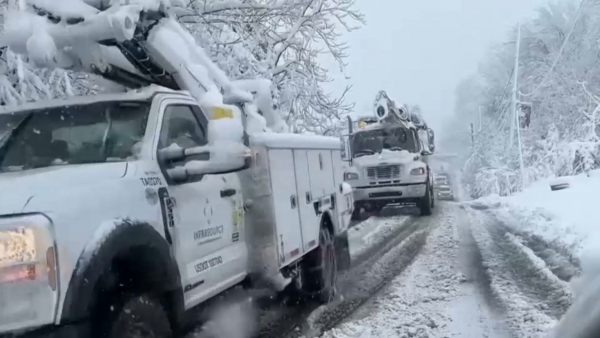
[325,0,552,132]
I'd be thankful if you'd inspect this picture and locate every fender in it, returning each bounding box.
[60,220,183,329]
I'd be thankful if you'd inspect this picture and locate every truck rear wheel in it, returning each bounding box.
[302,228,338,303]
[108,294,172,338]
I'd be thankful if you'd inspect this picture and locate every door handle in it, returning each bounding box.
[220,189,237,198]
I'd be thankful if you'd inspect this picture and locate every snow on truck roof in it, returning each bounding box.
[0,86,190,114]
[250,133,342,150]
[352,119,417,134]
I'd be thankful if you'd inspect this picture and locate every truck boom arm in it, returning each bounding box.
[2,1,285,131]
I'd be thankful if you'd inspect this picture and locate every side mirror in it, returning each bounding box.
[163,143,251,182]
[158,144,185,162]
[427,128,435,152]
[340,136,352,164]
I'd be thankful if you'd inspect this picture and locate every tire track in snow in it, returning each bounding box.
[493,219,580,283]
[466,207,571,337]
[257,208,434,338]
[285,205,457,338]
[288,215,435,338]
[320,203,501,338]
[468,203,581,281]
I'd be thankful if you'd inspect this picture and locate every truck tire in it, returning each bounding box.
[419,184,433,216]
[335,232,351,272]
[351,204,365,221]
[108,295,172,338]
[351,207,361,221]
[302,228,338,303]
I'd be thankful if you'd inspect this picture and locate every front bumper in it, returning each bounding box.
[352,183,427,202]
[437,193,454,200]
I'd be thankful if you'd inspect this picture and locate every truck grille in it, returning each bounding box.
[366,165,401,179]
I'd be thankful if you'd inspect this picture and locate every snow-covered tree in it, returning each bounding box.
[448,0,600,198]
[0,0,97,104]
[180,0,363,135]
[0,0,363,136]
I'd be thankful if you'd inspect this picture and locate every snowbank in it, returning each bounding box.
[470,173,600,259]
[469,172,600,337]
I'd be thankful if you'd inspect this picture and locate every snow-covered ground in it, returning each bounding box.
[469,173,600,260]
[194,182,600,338]
[464,172,600,337]
[347,215,410,259]
[465,208,571,337]
[321,204,509,338]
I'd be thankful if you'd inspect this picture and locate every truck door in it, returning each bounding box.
[155,100,247,310]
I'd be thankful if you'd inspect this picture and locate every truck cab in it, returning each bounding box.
[341,92,435,218]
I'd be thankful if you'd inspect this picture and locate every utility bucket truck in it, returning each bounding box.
[0,2,353,337]
[341,91,435,219]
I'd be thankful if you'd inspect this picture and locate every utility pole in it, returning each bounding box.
[510,22,527,188]
[516,102,527,187]
[509,22,521,148]
[470,122,475,148]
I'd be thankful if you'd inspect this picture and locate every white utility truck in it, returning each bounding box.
[341,91,435,219]
[0,2,352,337]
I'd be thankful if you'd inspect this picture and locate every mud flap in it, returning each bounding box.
[335,232,351,271]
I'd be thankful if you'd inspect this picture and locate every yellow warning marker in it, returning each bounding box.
[207,106,234,120]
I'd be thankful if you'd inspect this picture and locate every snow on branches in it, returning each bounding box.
[0,0,363,135]
[449,0,600,198]
[0,0,99,105]
[176,0,363,135]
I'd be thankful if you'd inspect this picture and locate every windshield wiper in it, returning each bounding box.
[0,113,34,165]
[386,146,404,151]
[354,149,376,157]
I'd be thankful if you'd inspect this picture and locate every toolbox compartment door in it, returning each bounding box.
[268,149,304,266]
[293,150,320,253]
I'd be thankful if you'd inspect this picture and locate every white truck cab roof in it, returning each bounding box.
[0,86,191,114]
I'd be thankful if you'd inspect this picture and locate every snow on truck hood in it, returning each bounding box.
[353,150,420,167]
[0,163,127,215]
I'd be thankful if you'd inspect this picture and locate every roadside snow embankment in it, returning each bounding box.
[469,173,600,260]
[468,173,600,337]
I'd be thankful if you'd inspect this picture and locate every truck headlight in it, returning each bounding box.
[0,215,58,333]
[410,167,426,175]
[344,172,359,181]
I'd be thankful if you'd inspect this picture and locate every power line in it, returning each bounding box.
[519,0,586,98]
[471,66,515,138]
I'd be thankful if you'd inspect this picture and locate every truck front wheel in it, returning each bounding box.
[419,183,433,216]
[108,295,172,338]
[302,228,338,303]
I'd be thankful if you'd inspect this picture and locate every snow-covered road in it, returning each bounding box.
[321,203,511,338]
[315,200,579,338]
[193,200,578,338]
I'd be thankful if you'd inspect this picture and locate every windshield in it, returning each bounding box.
[0,101,149,173]
[351,126,418,158]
